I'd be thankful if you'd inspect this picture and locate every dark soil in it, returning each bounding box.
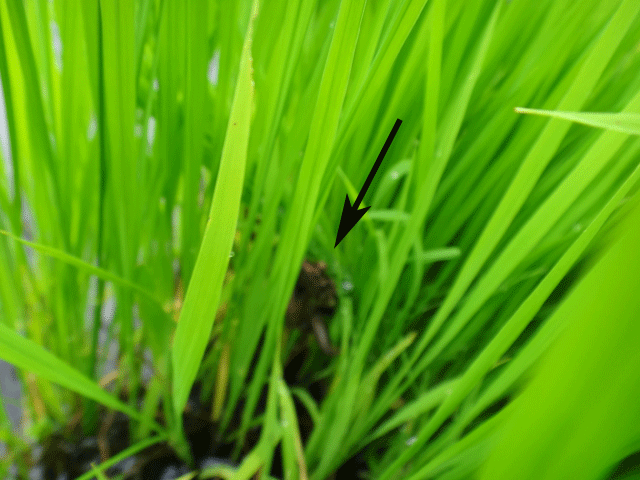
[34,380,240,480]
[30,348,368,480]
[24,259,369,479]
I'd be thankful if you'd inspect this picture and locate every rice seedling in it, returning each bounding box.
[1,0,640,478]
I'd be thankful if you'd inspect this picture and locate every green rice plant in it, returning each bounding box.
[479,188,640,480]
[1,0,640,478]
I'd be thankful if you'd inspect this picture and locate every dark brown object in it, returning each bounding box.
[286,260,340,356]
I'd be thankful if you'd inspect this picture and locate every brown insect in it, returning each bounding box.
[286,260,340,356]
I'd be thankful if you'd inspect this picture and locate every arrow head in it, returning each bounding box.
[334,194,370,247]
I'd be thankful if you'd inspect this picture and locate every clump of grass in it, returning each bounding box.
[1,0,640,478]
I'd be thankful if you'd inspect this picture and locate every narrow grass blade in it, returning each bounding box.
[412,87,640,375]
[88,464,109,480]
[366,210,410,222]
[278,379,309,480]
[336,3,503,475]
[74,432,169,480]
[0,322,145,424]
[171,0,258,419]
[515,107,640,136]
[402,0,640,401]
[392,145,640,478]
[99,0,137,278]
[0,229,159,302]
[181,0,209,284]
[238,0,367,460]
[479,199,640,480]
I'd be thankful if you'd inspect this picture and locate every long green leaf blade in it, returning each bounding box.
[171,0,258,419]
[515,107,640,135]
[0,322,143,423]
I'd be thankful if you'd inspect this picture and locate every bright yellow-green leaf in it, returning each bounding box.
[515,107,640,136]
[171,0,259,419]
[480,199,640,480]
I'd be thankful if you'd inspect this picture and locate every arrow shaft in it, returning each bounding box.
[354,118,402,207]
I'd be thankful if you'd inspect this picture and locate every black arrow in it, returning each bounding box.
[335,118,402,247]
